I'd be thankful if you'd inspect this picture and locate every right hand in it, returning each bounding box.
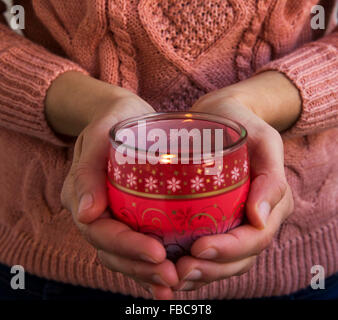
[46,72,179,299]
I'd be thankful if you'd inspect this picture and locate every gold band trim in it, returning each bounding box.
[108,175,249,200]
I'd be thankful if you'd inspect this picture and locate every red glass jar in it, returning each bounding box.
[106,112,250,261]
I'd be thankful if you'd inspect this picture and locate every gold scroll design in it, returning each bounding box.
[188,201,245,242]
[134,201,246,259]
[140,207,189,257]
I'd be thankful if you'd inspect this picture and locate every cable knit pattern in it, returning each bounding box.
[108,0,139,91]
[235,0,270,80]
[142,0,237,62]
[0,25,88,146]
[0,0,337,299]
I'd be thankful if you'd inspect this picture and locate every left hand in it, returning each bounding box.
[173,71,300,291]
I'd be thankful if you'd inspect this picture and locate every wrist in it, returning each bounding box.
[45,71,133,136]
[225,71,302,132]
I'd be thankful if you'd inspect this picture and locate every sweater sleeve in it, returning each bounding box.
[257,26,338,137]
[0,6,89,146]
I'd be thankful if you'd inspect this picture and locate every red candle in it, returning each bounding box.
[107,112,250,261]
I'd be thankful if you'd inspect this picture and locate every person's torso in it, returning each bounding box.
[17,0,334,110]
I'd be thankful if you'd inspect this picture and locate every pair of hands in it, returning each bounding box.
[46,71,300,300]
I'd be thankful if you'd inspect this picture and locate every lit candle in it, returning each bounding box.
[107,112,250,261]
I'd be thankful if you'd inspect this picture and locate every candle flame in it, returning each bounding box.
[162,154,176,159]
[159,159,171,164]
[159,153,176,164]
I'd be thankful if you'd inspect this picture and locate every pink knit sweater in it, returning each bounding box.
[0,0,337,299]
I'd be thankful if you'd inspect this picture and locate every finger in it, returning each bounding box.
[174,255,256,289]
[62,170,112,232]
[137,281,175,300]
[246,173,288,229]
[150,285,175,300]
[60,133,83,214]
[97,251,179,288]
[191,187,293,262]
[61,172,90,235]
[87,218,167,263]
[246,128,289,229]
[72,120,114,224]
[192,100,290,229]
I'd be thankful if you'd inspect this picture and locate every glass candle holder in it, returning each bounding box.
[106,112,250,261]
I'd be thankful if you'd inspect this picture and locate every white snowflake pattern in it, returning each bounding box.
[145,176,158,191]
[191,176,205,191]
[231,167,240,180]
[243,160,248,174]
[213,172,225,187]
[127,173,137,186]
[113,167,121,181]
[167,177,181,192]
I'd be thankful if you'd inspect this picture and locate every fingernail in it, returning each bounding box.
[197,248,217,259]
[152,274,169,287]
[179,281,194,291]
[140,254,159,264]
[258,201,271,227]
[78,193,93,216]
[183,269,202,281]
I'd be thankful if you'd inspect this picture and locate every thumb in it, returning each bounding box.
[74,124,111,224]
[245,129,288,229]
[246,173,288,229]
